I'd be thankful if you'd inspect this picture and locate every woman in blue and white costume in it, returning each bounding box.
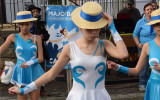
[0,11,44,100]
[8,2,128,100]
[107,8,160,100]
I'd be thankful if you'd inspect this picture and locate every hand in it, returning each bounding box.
[8,86,21,95]
[137,43,143,48]
[102,12,113,27]
[152,62,160,71]
[107,61,119,71]
[20,62,29,68]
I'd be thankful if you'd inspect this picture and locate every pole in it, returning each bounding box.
[66,69,72,93]
[13,0,16,30]
[0,0,3,28]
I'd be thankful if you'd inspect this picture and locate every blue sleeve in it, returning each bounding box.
[133,20,142,38]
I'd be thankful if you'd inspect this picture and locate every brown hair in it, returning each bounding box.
[60,28,66,35]
[144,3,152,11]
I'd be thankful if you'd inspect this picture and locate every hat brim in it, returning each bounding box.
[146,20,160,25]
[13,18,37,23]
[71,7,108,29]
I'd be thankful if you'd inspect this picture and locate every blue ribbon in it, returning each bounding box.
[150,26,154,33]
[149,15,160,33]
[17,14,32,20]
[151,15,160,21]
[80,10,102,22]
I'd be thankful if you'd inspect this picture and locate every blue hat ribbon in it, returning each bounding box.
[150,15,160,33]
[17,14,32,20]
[150,25,154,33]
[80,10,102,22]
[151,15,160,21]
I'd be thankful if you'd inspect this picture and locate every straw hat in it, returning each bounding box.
[13,11,37,23]
[71,2,108,29]
[146,9,160,25]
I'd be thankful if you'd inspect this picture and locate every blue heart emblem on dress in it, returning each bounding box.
[95,62,106,88]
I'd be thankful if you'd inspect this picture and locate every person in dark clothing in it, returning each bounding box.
[150,1,158,11]
[28,4,50,96]
[118,0,141,23]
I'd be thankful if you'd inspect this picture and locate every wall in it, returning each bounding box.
[0,25,18,73]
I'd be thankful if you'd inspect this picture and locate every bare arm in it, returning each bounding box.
[107,43,149,76]
[36,35,44,63]
[104,40,128,59]
[0,34,15,54]
[102,12,128,59]
[128,43,149,76]
[34,43,70,87]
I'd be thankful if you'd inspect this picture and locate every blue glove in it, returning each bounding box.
[19,82,37,95]
[117,64,129,74]
[25,59,39,66]
[109,20,122,43]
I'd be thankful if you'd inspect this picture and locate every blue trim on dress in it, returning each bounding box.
[72,66,86,88]
[95,62,106,88]
[93,41,101,56]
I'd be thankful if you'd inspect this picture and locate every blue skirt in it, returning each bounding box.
[11,63,44,87]
[144,79,160,100]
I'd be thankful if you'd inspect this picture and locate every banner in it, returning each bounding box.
[46,5,82,69]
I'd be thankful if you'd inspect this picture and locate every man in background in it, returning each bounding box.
[150,1,158,11]
[118,0,141,23]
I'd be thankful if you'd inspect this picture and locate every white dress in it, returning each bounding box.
[67,41,111,100]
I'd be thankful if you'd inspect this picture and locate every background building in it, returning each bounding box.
[1,0,159,23]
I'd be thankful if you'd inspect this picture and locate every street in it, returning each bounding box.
[0,80,145,100]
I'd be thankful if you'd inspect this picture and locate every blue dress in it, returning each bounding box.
[145,40,160,100]
[11,34,44,87]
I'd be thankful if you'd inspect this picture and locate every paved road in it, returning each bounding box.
[0,80,145,100]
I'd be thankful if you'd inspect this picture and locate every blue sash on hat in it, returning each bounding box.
[17,14,32,20]
[80,10,102,22]
[150,15,160,33]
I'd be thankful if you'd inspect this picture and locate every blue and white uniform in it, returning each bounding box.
[11,34,44,87]
[145,40,160,100]
[67,40,111,100]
